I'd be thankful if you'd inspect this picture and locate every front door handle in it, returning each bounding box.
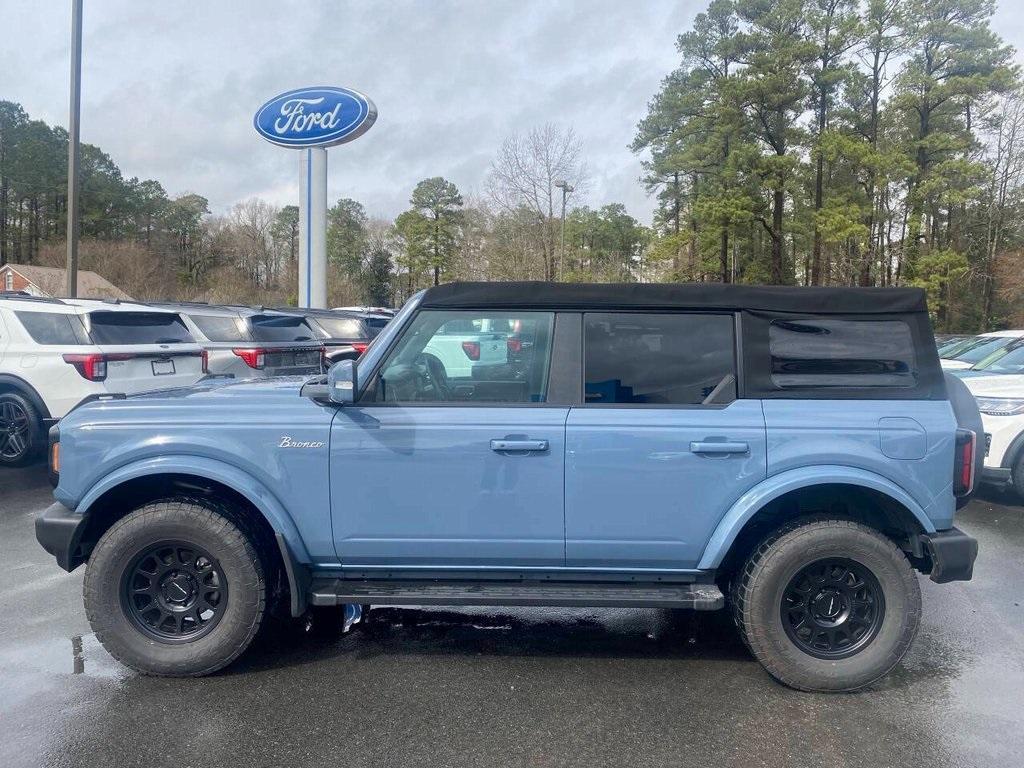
[490,439,549,453]
[690,441,749,455]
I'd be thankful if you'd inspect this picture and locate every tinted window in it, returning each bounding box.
[15,311,90,345]
[312,316,366,339]
[250,315,318,342]
[87,311,193,345]
[584,313,736,405]
[770,319,916,388]
[976,340,1024,374]
[189,314,251,342]
[373,310,553,404]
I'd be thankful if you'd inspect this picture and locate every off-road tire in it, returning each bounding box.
[0,391,42,467]
[84,498,267,676]
[731,518,921,692]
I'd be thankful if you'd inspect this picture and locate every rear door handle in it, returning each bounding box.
[490,439,549,453]
[690,441,749,455]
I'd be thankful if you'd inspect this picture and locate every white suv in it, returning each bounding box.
[0,295,206,466]
[964,372,1024,498]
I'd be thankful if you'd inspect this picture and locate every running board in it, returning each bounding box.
[308,579,725,610]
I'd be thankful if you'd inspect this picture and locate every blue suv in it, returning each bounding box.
[35,282,981,690]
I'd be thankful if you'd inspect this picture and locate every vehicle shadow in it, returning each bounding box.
[227,604,754,676]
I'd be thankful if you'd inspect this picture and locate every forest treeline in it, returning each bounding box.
[2,0,1023,329]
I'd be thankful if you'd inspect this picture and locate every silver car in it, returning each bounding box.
[151,303,324,379]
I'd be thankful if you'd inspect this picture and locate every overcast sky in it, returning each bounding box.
[3,1,1023,224]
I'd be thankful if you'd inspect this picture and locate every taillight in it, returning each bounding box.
[462,341,480,360]
[201,349,209,374]
[953,429,976,497]
[352,342,369,356]
[63,353,107,381]
[507,337,522,354]
[232,348,266,369]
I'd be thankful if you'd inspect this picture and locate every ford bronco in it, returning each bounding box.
[35,282,981,691]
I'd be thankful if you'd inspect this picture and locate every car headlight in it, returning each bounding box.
[975,397,1024,416]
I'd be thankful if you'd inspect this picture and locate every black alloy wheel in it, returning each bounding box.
[120,540,229,643]
[781,557,885,659]
[0,399,31,461]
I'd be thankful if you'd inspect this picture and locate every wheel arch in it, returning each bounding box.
[698,465,936,572]
[0,373,51,420]
[73,456,311,568]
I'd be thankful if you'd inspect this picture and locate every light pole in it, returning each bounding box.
[65,0,83,297]
[553,180,573,281]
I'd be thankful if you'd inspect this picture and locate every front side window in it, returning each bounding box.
[769,318,916,388]
[87,311,193,345]
[371,310,554,404]
[584,313,736,405]
[15,311,91,345]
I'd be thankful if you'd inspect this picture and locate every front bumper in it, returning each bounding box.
[920,527,978,583]
[35,500,88,572]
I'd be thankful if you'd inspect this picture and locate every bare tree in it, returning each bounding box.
[227,198,280,289]
[486,123,588,281]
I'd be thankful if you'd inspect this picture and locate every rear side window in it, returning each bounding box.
[365,317,389,337]
[769,319,916,388]
[584,313,736,405]
[189,314,251,342]
[250,315,317,343]
[87,312,193,345]
[15,311,90,345]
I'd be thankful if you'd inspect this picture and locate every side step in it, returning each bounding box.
[308,579,724,610]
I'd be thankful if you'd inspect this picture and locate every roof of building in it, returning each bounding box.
[420,281,928,315]
[0,263,133,301]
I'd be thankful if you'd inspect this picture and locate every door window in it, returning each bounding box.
[584,313,736,405]
[371,310,554,404]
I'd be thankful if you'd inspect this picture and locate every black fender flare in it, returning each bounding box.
[0,373,52,421]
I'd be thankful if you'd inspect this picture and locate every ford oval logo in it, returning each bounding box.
[253,86,377,149]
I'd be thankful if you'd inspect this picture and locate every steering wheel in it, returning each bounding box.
[419,354,450,401]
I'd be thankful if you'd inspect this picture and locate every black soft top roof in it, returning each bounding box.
[421,281,927,315]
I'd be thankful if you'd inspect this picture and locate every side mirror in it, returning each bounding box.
[328,358,358,404]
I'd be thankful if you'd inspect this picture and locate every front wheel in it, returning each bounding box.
[84,498,267,676]
[731,518,921,692]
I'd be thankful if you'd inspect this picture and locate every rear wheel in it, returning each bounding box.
[84,498,267,676]
[0,392,41,467]
[731,518,921,692]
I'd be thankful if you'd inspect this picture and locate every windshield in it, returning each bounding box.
[249,314,317,343]
[87,311,193,345]
[950,336,1017,365]
[974,340,1024,374]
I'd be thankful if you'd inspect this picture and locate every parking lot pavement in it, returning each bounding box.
[1,466,1022,768]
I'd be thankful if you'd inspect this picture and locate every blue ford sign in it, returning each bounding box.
[253,86,377,148]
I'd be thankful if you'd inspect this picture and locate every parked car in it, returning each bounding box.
[964,373,1024,497]
[0,294,205,465]
[151,303,325,378]
[271,307,379,364]
[939,330,1024,370]
[36,282,980,692]
[950,337,1024,380]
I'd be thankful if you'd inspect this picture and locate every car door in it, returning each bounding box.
[330,308,568,568]
[565,312,767,570]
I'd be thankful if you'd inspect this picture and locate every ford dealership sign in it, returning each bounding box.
[253,86,377,148]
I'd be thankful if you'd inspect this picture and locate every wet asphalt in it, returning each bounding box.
[2,463,1023,768]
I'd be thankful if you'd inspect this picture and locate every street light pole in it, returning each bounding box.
[65,0,83,298]
[554,180,573,281]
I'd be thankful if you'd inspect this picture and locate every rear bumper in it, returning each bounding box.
[920,527,978,583]
[35,500,88,572]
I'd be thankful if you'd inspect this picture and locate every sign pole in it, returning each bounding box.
[65,0,83,298]
[298,147,328,309]
[254,86,375,308]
